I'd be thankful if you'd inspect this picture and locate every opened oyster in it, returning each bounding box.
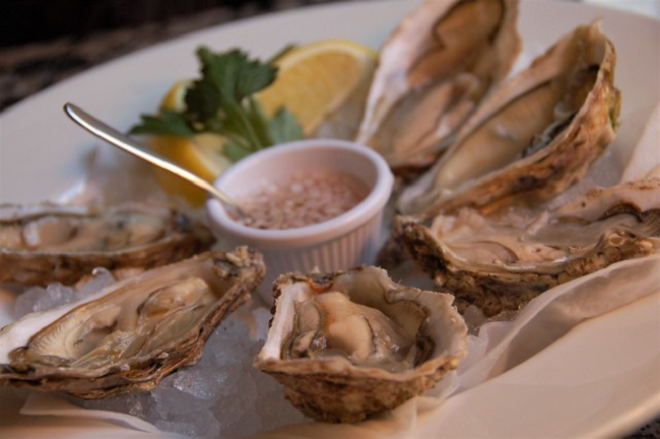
[397,21,620,216]
[0,203,215,286]
[254,267,467,423]
[356,0,521,175]
[396,178,660,316]
[0,247,264,398]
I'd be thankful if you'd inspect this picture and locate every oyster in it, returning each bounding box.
[356,0,521,175]
[397,21,621,216]
[0,247,265,398]
[0,203,215,286]
[254,267,467,423]
[395,178,660,316]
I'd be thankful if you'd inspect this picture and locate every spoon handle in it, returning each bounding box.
[63,103,237,208]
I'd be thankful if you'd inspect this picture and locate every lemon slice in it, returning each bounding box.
[257,39,378,135]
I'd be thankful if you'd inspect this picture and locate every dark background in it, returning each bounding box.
[0,0,331,47]
[0,0,350,110]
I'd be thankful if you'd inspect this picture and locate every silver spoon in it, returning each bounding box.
[63,102,245,217]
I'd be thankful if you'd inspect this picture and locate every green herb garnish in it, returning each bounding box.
[130,46,303,162]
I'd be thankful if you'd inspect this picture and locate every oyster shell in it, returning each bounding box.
[395,178,660,316]
[356,0,521,175]
[397,21,621,216]
[0,203,215,286]
[254,266,467,423]
[0,247,265,398]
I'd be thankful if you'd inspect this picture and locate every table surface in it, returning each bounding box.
[1,0,658,437]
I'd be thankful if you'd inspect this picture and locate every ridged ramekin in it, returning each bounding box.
[205,139,394,304]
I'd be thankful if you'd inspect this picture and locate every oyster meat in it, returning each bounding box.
[0,247,265,398]
[356,0,521,175]
[254,266,467,423]
[397,21,621,216]
[395,178,660,316]
[0,203,215,286]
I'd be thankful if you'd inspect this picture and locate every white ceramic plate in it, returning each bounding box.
[1,0,659,437]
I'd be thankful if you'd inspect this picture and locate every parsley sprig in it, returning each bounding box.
[129,46,303,162]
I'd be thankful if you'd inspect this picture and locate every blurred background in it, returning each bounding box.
[2,0,657,111]
[0,0,348,111]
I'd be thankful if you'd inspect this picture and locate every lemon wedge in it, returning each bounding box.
[257,39,378,135]
[161,79,191,111]
[148,133,230,206]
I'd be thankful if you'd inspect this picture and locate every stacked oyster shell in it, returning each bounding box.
[0,200,262,401]
[384,14,660,317]
[254,267,467,423]
[364,1,643,319]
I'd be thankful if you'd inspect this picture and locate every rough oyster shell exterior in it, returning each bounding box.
[0,203,215,286]
[397,21,621,217]
[0,247,264,398]
[254,266,467,423]
[395,178,660,316]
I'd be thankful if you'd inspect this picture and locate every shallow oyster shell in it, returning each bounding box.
[397,21,621,216]
[254,266,467,423]
[356,0,521,176]
[0,203,215,286]
[395,178,660,316]
[0,247,264,398]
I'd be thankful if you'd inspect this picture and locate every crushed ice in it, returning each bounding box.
[59,303,307,437]
[13,268,118,318]
[13,271,307,437]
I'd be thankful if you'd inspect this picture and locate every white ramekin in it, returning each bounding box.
[205,139,394,304]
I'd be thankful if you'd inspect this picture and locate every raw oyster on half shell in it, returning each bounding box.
[395,178,660,316]
[0,203,215,286]
[254,266,467,423]
[356,0,521,176]
[397,21,621,216]
[0,247,265,398]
